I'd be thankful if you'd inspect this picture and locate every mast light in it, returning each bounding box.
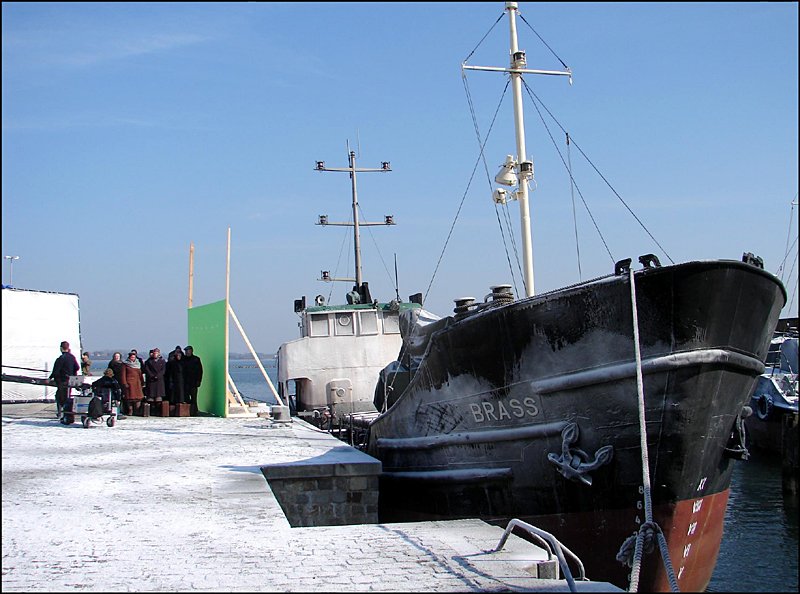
[519,160,534,180]
[495,155,519,186]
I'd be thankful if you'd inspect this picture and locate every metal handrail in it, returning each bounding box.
[494,518,585,592]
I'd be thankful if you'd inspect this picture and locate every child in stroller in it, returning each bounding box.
[85,368,122,427]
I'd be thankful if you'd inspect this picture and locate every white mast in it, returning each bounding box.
[315,148,395,292]
[349,150,364,287]
[463,1,571,298]
[506,2,534,297]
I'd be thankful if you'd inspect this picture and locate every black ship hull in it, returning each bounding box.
[366,259,786,591]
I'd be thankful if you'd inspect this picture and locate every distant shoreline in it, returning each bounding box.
[86,351,276,362]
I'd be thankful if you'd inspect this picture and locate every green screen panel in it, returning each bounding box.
[188,299,228,417]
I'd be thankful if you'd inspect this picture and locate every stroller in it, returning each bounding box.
[60,375,119,428]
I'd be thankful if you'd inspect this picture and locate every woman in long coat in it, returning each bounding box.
[165,350,186,404]
[107,352,124,384]
[121,351,145,415]
[143,348,166,402]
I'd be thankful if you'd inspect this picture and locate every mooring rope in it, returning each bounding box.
[623,267,680,592]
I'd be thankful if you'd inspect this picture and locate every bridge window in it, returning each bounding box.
[309,313,330,337]
[383,311,400,334]
[359,311,379,335]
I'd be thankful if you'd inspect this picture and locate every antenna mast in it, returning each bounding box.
[462,1,572,297]
[315,148,395,289]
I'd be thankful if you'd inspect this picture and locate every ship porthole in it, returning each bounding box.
[755,394,773,421]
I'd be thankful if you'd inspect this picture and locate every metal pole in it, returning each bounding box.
[4,255,19,286]
[506,2,535,297]
[225,227,231,412]
[349,150,363,288]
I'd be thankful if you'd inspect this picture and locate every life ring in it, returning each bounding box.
[755,393,773,421]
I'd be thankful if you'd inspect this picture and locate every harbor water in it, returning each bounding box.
[93,357,799,591]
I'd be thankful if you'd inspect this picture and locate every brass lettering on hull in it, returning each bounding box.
[469,397,540,423]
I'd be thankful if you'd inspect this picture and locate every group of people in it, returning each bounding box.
[50,341,203,419]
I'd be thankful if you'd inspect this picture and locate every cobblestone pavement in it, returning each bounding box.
[2,403,619,592]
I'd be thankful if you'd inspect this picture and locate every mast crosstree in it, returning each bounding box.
[315,148,395,294]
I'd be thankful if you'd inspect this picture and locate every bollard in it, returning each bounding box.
[271,405,291,423]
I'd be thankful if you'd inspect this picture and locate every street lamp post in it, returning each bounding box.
[4,255,19,286]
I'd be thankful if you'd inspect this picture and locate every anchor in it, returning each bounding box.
[547,422,614,486]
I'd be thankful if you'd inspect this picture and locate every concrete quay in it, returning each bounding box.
[2,403,620,592]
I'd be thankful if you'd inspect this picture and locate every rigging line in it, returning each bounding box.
[776,235,799,278]
[423,110,497,306]
[422,160,479,304]
[779,193,798,281]
[499,199,524,297]
[566,133,582,280]
[357,203,396,289]
[463,73,524,296]
[518,13,571,71]
[523,80,615,264]
[462,12,505,64]
[783,247,798,310]
[522,79,674,265]
[326,218,351,305]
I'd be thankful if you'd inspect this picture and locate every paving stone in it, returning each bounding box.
[2,402,620,592]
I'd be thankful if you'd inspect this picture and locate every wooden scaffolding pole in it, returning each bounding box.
[188,242,195,308]
[228,304,284,407]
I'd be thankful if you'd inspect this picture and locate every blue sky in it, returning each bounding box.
[3,2,798,355]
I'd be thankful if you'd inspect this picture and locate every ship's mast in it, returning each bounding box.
[463,1,571,298]
[315,146,394,292]
[506,3,534,297]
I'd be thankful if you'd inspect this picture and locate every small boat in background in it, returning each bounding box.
[745,318,799,453]
[276,148,422,428]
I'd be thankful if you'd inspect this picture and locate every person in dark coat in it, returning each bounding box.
[89,368,122,420]
[168,345,184,362]
[92,368,122,402]
[107,352,124,383]
[107,352,126,418]
[165,350,186,404]
[49,340,79,416]
[143,348,166,402]
[182,346,203,416]
[121,351,145,415]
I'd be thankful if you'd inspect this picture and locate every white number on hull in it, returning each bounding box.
[679,494,707,582]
